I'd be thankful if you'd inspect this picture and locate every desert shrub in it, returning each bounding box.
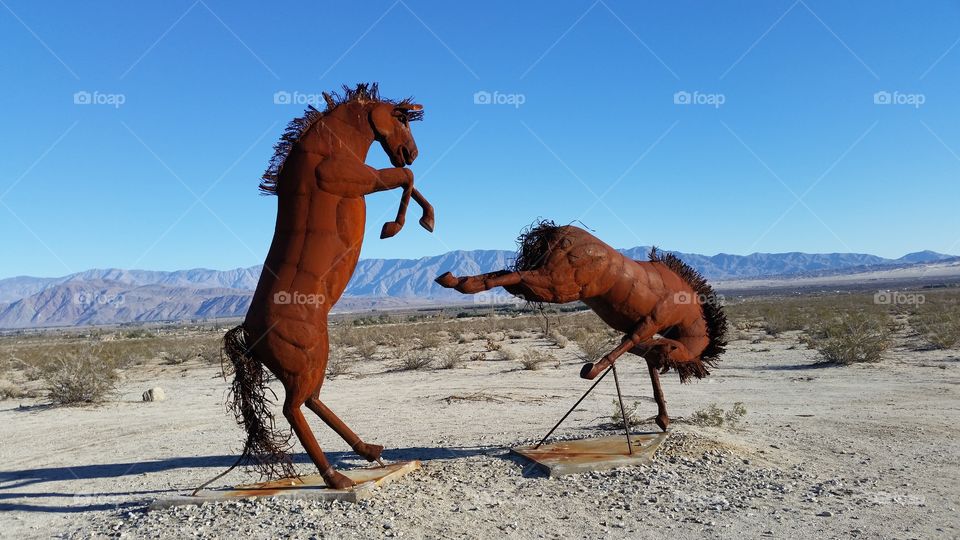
[469,352,487,362]
[351,339,378,361]
[806,311,891,364]
[396,349,433,371]
[574,332,615,362]
[416,331,444,350]
[910,304,960,349]
[519,349,555,371]
[689,402,746,428]
[485,339,502,352]
[42,346,118,405]
[439,348,464,369]
[500,348,518,362]
[759,306,807,336]
[0,379,24,400]
[610,399,645,426]
[507,330,525,340]
[326,348,351,378]
[547,329,569,348]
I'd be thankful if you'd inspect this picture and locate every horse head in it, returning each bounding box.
[369,101,423,168]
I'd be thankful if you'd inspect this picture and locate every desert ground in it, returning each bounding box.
[1,290,958,539]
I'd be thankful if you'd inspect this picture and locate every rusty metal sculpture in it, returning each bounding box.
[216,84,432,490]
[436,222,727,432]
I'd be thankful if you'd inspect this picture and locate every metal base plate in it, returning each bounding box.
[151,460,420,509]
[511,433,667,477]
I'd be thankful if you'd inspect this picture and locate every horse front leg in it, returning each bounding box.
[580,320,660,380]
[366,168,433,239]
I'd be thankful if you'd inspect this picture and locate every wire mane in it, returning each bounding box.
[648,247,728,364]
[259,82,423,195]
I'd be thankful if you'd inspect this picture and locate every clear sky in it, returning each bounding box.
[1,1,958,278]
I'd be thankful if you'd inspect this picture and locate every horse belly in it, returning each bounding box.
[295,194,365,304]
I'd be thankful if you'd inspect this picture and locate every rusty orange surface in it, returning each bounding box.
[230,461,418,498]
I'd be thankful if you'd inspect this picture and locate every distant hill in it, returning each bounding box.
[0,248,956,329]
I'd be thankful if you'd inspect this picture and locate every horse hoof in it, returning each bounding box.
[356,442,384,463]
[419,215,435,233]
[435,272,458,288]
[580,362,598,380]
[380,221,402,239]
[324,470,355,489]
[655,415,670,432]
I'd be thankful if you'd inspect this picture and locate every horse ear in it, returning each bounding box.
[322,92,336,110]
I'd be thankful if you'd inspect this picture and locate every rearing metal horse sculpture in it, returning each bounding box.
[436,222,727,432]
[222,84,432,489]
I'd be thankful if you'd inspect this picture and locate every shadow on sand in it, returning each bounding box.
[0,445,495,513]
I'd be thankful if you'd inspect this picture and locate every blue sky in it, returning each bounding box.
[1,1,958,278]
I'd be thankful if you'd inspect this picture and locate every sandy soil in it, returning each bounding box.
[1,327,957,539]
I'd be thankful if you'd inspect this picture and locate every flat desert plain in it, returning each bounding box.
[0,309,958,539]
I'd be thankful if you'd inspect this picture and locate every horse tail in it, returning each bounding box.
[649,247,728,381]
[222,324,296,480]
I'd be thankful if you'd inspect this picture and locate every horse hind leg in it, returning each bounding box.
[281,373,355,489]
[305,395,384,465]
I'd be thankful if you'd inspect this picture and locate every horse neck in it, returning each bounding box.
[316,103,378,161]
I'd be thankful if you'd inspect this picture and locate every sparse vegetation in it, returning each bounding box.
[519,349,555,371]
[610,399,645,426]
[42,346,118,406]
[910,303,960,349]
[396,348,433,371]
[689,402,747,428]
[806,311,891,364]
[573,331,615,362]
[439,348,464,369]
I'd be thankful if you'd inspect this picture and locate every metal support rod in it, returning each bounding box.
[611,364,633,454]
[534,366,612,449]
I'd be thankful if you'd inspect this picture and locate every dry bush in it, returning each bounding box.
[485,338,502,352]
[547,329,569,348]
[353,340,379,362]
[805,311,891,364]
[500,348,519,362]
[0,379,26,400]
[610,399,645,426]
[42,345,118,406]
[416,329,445,350]
[439,347,464,369]
[689,402,747,428]
[396,348,434,371]
[519,349,555,371]
[758,306,807,336]
[469,352,487,362]
[574,332,616,362]
[910,303,960,349]
[326,348,351,378]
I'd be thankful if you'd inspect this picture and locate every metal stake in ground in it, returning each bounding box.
[611,364,633,454]
[534,367,612,449]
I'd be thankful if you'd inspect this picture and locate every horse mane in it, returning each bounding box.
[648,247,728,364]
[259,82,423,195]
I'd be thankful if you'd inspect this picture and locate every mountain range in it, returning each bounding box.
[0,248,956,329]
